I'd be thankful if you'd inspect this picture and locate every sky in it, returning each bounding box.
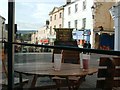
[0,0,65,30]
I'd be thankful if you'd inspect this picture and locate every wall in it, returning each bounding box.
[93,2,115,30]
[0,15,6,49]
[64,0,94,46]
[49,7,64,35]
[0,15,5,41]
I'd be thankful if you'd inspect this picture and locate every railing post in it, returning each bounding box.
[8,0,15,89]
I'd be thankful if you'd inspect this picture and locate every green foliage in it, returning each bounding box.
[17,33,31,42]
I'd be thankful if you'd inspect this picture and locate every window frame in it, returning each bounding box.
[68,7,71,15]
[82,18,86,29]
[75,4,78,13]
[68,21,71,28]
[75,20,78,29]
[83,0,86,10]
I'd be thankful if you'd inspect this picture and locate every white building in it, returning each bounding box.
[63,0,115,49]
[0,15,6,50]
[0,15,6,41]
[64,0,93,47]
[109,1,120,51]
[36,26,49,44]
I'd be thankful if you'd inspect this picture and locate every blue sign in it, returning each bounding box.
[72,30,84,39]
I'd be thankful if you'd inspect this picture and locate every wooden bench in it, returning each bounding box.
[96,57,120,90]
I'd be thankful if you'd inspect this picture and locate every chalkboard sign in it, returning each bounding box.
[52,28,78,62]
[54,28,73,41]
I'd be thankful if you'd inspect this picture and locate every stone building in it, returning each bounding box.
[49,6,64,45]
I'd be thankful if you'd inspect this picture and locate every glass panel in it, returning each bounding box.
[1,0,120,89]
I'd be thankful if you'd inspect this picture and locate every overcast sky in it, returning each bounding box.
[0,0,65,30]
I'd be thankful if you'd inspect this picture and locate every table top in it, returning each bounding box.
[14,62,98,77]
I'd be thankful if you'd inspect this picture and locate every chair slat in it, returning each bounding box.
[99,57,113,66]
[112,57,120,66]
[96,80,105,89]
[97,69,109,78]
[62,50,80,64]
[114,69,120,77]
[97,57,116,89]
[96,80,113,89]
[113,80,120,87]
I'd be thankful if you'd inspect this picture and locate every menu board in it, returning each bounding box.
[53,41,78,54]
[53,28,78,54]
[55,28,73,41]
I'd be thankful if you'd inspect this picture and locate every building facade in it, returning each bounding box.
[64,0,93,47]
[49,6,64,45]
[63,0,115,49]
[109,1,120,51]
[0,15,6,41]
[92,1,115,49]
[37,26,49,44]
[0,15,6,49]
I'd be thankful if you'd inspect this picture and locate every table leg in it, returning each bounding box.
[65,77,72,90]
[26,75,38,89]
[19,73,23,89]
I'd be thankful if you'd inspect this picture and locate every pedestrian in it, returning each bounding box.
[83,41,88,54]
[87,41,91,54]
[83,41,88,48]
[87,41,91,49]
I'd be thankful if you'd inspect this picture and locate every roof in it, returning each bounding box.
[0,15,5,20]
[49,5,64,15]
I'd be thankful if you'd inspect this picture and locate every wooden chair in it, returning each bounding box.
[96,57,120,90]
[1,48,28,89]
[52,40,78,63]
[52,50,85,90]
[61,50,80,64]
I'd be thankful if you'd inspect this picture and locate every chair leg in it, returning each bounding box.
[57,88,60,90]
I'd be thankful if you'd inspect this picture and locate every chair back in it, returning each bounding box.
[52,41,78,63]
[61,50,80,64]
[96,57,120,90]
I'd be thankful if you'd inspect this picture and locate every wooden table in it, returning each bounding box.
[14,62,98,88]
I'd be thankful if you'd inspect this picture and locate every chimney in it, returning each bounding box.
[66,0,71,4]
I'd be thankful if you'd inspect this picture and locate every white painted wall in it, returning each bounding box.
[64,0,94,47]
[109,2,120,51]
[0,15,5,41]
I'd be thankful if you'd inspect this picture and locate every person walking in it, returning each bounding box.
[83,41,88,54]
[87,41,91,49]
[87,41,91,54]
[83,41,88,48]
